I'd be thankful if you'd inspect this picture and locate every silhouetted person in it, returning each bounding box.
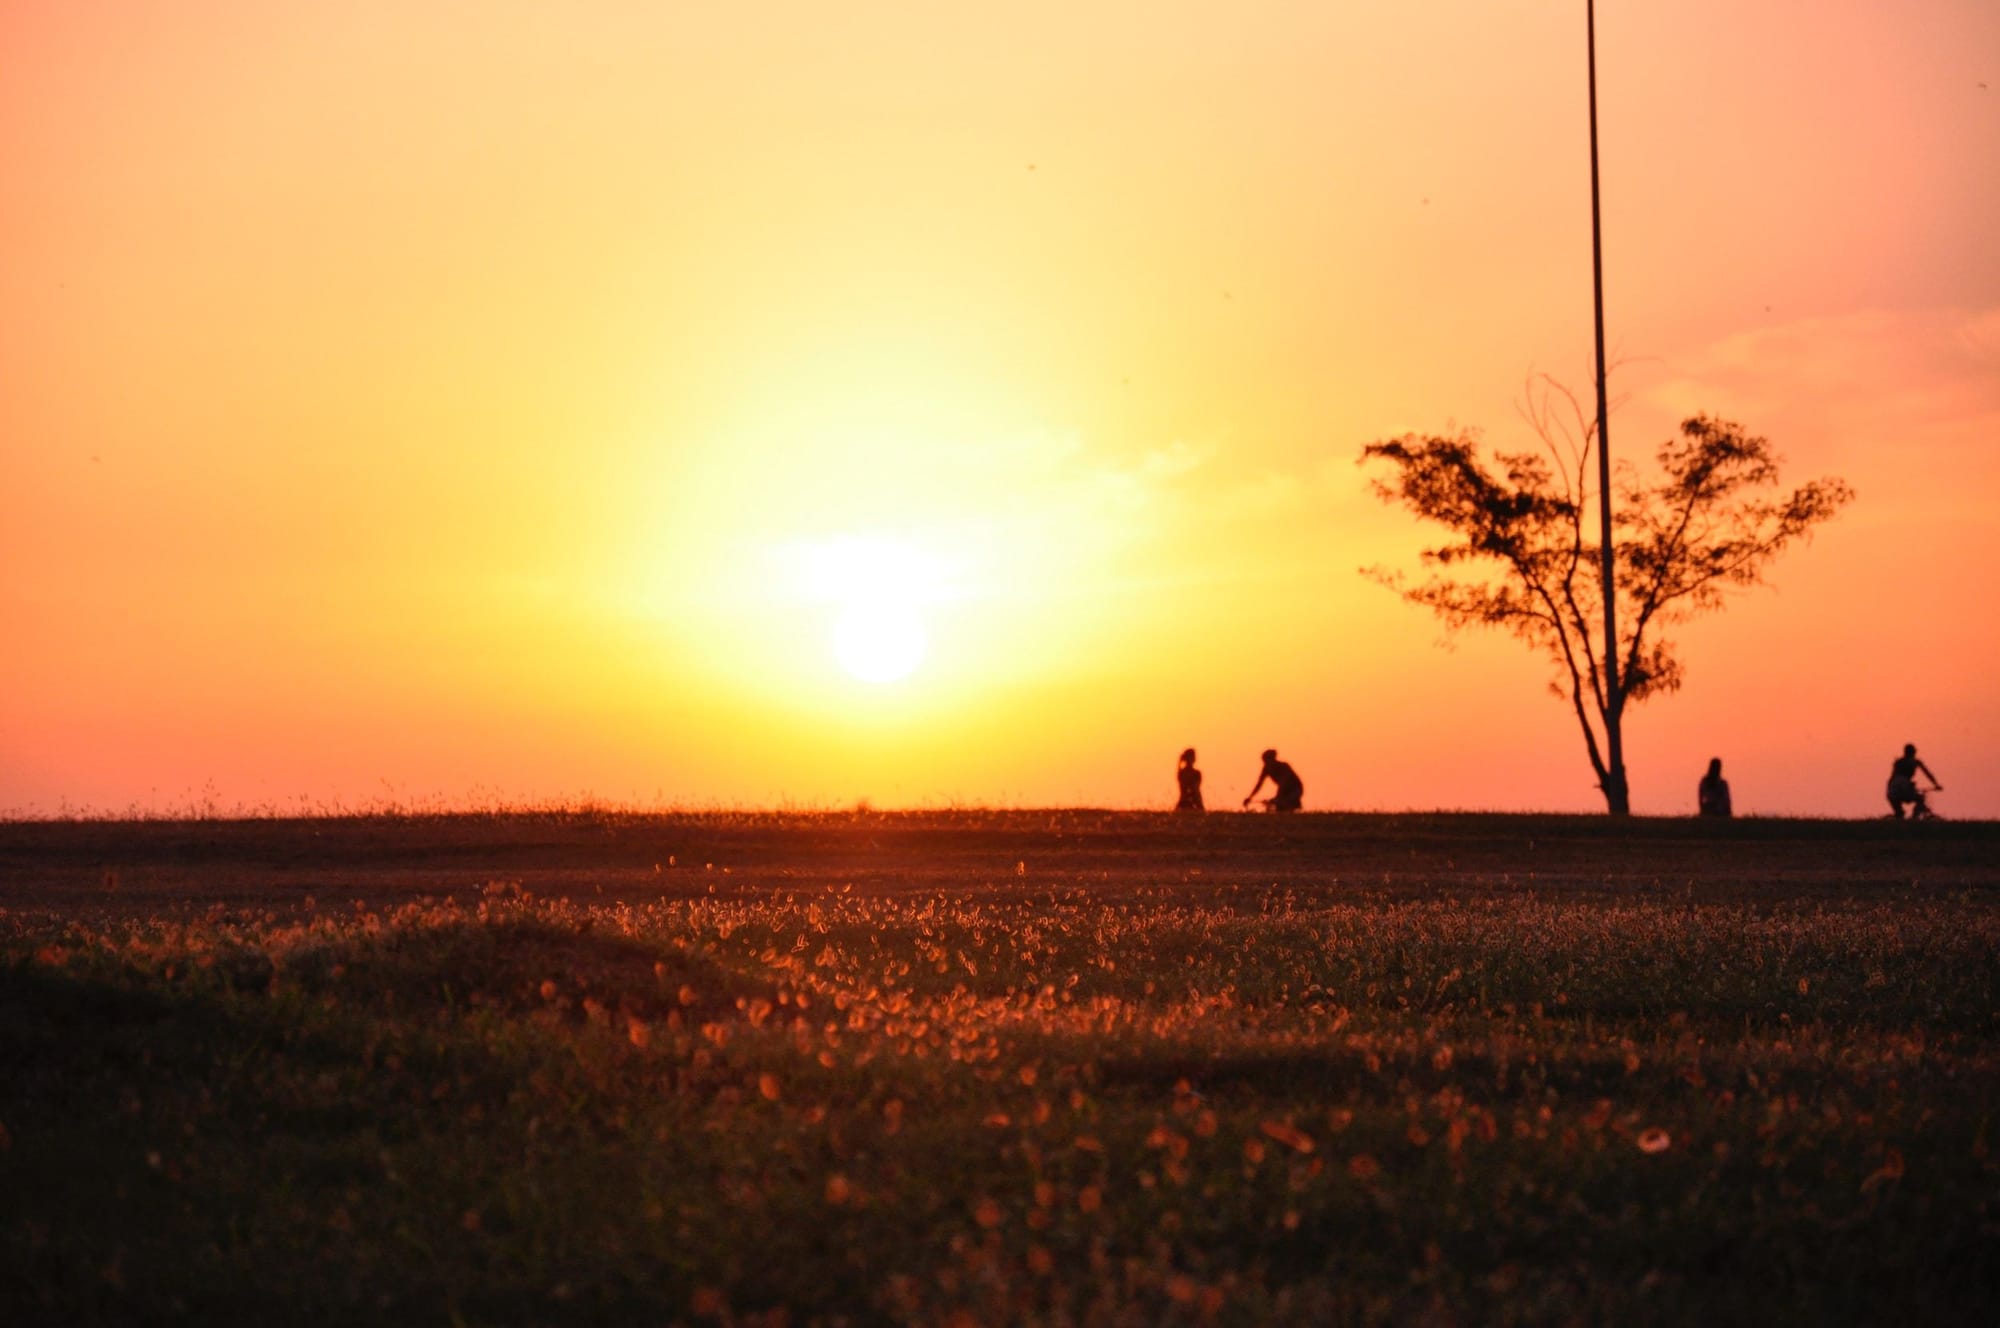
[1175,748,1204,812]
[1887,743,1943,819]
[1697,758,1732,818]
[1243,748,1304,812]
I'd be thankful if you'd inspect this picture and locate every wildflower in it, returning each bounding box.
[824,1174,852,1205]
[1637,1127,1672,1154]
[1260,1120,1315,1154]
[1861,1147,1906,1193]
[973,1197,1004,1229]
[758,1073,781,1102]
[1077,1185,1102,1213]
[1347,1154,1381,1181]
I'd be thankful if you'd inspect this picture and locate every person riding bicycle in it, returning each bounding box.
[1242,749,1304,813]
[1886,743,1943,820]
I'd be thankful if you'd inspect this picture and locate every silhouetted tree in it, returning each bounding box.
[1359,379,1853,814]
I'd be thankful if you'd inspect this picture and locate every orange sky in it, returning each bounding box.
[4,1,1997,817]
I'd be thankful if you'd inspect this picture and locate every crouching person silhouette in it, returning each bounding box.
[1243,749,1304,813]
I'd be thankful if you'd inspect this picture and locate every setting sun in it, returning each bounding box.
[784,534,944,685]
[832,601,927,684]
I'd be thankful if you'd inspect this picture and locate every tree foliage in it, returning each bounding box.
[1360,380,1853,812]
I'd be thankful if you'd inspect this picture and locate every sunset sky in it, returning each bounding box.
[4,1,1997,817]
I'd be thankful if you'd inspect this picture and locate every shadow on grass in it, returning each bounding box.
[0,923,793,1324]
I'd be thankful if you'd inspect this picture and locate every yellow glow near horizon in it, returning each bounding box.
[621,403,1190,716]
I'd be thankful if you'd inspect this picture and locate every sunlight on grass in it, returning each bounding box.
[4,857,1997,1323]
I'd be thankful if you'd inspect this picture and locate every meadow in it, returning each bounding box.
[3,812,1996,1325]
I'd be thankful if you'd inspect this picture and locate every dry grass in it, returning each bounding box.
[3,812,1996,1324]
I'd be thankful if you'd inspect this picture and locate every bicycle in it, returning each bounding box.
[1891,784,1944,821]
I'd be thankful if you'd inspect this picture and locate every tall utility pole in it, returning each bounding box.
[1586,0,1628,814]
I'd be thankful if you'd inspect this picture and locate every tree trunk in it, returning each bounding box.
[1601,768,1631,816]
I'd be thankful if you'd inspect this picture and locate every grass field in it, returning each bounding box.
[3,812,1997,1325]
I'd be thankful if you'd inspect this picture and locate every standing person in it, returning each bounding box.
[1242,749,1304,813]
[1697,758,1733,818]
[1175,748,1204,812]
[1886,743,1943,820]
